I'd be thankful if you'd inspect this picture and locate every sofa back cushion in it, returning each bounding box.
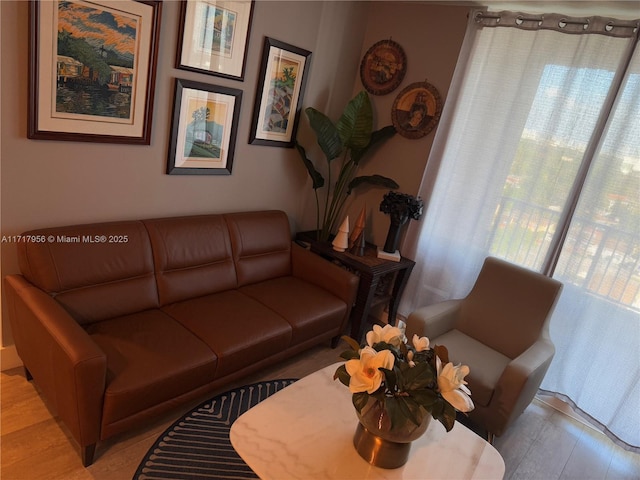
[17,221,158,325]
[225,211,291,286]
[144,215,237,305]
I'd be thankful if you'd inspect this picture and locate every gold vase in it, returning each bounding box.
[353,398,431,469]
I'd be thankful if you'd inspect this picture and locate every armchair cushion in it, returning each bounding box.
[432,329,510,407]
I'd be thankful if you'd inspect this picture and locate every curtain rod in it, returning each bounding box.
[474,10,639,38]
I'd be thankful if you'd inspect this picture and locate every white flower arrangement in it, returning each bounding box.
[334,324,474,432]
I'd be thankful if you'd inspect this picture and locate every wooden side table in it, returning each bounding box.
[299,236,415,341]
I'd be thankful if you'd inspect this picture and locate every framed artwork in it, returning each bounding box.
[391,81,443,139]
[249,37,311,148]
[176,0,254,80]
[360,39,406,96]
[28,0,162,144]
[167,79,242,175]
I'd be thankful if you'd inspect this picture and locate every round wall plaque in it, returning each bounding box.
[391,81,443,139]
[360,39,407,96]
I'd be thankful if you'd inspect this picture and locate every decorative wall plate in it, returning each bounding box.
[360,39,407,95]
[391,81,443,139]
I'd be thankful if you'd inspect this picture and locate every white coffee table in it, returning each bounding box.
[230,363,505,479]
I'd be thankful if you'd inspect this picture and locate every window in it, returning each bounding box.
[401,11,639,450]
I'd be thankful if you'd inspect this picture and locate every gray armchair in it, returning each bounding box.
[406,256,562,441]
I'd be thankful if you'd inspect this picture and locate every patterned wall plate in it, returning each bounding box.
[360,39,407,95]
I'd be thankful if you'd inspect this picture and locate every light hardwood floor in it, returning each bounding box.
[2,344,639,480]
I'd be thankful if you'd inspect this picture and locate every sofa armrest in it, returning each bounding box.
[406,299,462,340]
[4,275,107,453]
[489,337,555,435]
[291,243,359,309]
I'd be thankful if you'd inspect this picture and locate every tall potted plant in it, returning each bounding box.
[295,91,399,242]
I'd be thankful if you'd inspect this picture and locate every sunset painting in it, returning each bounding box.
[54,1,140,120]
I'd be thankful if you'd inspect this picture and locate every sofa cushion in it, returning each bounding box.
[225,211,292,286]
[86,309,217,425]
[432,329,511,407]
[144,215,238,305]
[162,290,293,378]
[240,277,347,345]
[17,221,158,325]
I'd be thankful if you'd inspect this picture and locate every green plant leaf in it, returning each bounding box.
[409,388,438,409]
[440,401,457,432]
[380,367,397,392]
[403,362,436,390]
[397,396,423,427]
[294,142,325,190]
[305,108,343,160]
[336,91,372,150]
[352,392,369,413]
[347,175,399,194]
[384,396,404,430]
[351,125,397,164]
[340,350,360,361]
[334,364,352,387]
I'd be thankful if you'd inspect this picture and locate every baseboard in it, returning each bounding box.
[1,345,22,371]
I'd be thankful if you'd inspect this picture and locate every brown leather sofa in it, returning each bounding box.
[4,210,359,466]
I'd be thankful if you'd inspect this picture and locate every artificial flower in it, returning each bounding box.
[345,346,395,394]
[412,334,430,352]
[437,358,474,413]
[366,324,404,348]
[335,327,474,433]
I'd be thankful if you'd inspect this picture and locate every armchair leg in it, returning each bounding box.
[24,366,33,381]
[82,444,96,467]
[330,335,341,348]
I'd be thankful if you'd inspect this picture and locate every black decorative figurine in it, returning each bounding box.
[379,191,424,254]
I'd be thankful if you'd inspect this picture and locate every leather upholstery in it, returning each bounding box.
[225,210,292,286]
[406,256,562,437]
[4,210,359,466]
[162,290,293,378]
[144,215,237,305]
[17,221,158,325]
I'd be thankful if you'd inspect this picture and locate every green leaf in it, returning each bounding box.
[440,401,457,432]
[384,396,404,430]
[294,142,325,190]
[336,91,372,150]
[403,362,436,390]
[347,175,399,194]
[353,392,369,413]
[333,364,351,387]
[351,125,397,164]
[409,388,439,409]
[397,396,423,427]
[340,350,360,361]
[305,108,343,160]
[380,367,397,392]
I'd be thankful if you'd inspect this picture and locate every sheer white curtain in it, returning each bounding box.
[400,10,640,450]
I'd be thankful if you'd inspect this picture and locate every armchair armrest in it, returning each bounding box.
[4,275,107,456]
[291,243,359,309]
[406,299,463,340]
[489,337,555,436]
